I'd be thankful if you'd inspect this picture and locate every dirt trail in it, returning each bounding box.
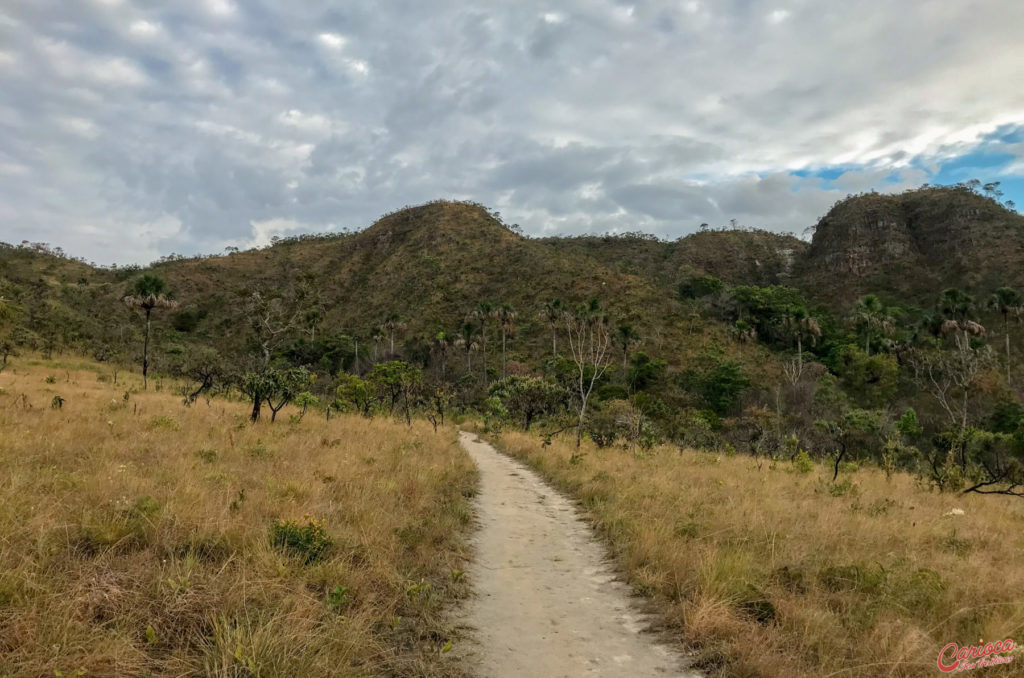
[458,431,698,678]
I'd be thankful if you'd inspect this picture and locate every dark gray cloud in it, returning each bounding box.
[1,0,1023,263]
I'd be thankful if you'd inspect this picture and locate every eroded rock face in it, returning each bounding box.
[795,187,1024,305]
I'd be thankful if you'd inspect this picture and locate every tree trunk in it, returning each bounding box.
[1005,315,1012,385]
[250,396,262,423]
[551,329,557,359]
[480,323,488,384]
[501,328,507,379]
[143,308,152,390]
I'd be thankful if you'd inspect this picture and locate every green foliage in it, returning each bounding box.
[488,375,567,430]
[730,284,808,344]
[835,345,898,407]
[131,274,169,298]
[988,399,1024,434]
[678,274,725,299]
[271,516,333,564]
[626,351,667,390]
[793,449,814,473]
[679,352,750,415]
[895,408,923,438]
[335,373,375,416]
[326,585,351,613]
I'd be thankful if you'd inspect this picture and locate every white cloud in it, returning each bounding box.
[318,33,346,49]
[0,0,1023,264]
[128,20,162,37]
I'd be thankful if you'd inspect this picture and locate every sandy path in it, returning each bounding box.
[458,431,698,678]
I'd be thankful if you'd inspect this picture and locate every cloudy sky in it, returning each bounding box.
[2,0,1023,265]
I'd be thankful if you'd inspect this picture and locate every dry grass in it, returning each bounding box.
[0,358,477,677]
[491,430,1024,678]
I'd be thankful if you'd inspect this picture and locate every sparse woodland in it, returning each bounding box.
[2,183,1024,676]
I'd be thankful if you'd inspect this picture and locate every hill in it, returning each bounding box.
[795,185,1024,306]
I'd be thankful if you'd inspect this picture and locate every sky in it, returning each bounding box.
[1,0,1023,265]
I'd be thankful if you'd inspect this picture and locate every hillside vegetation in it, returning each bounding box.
[0,358,475,677]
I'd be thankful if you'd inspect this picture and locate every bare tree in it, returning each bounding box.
[565,299,613,451]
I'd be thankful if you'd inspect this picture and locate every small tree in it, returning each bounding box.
[472,301,495,384]
[122,275,179,389]
[369,361,422,424]
[565,299,613,450]
[336,373,375,416]
[264,367,312,422]
[489,375,567,431]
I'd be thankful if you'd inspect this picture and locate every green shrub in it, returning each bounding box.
[793,450,814,473]
[271,516,333,563]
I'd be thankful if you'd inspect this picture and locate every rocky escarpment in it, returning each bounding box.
[795,187,1024,306]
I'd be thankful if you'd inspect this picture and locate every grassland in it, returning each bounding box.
[490,430,1024,678]
[0,358,476,677]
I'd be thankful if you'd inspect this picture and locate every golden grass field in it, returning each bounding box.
[491,430,1024,678]
[0,358,477,677]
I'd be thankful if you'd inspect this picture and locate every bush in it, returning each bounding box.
[793,450,814,473]
[271,516,333,563]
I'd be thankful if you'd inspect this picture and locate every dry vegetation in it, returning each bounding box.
[491,430,1024,678]
[0,358,476,677]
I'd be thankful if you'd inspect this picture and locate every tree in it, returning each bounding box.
[0,296,20,371]
[497,305,516,379]
[678,274,724,300]
[489,375,567,430]
[368,361,422,425]
[987,287,1022,384]
[264,367,312,422]
[539,298,563,358]
[382,314,407,357]
[173,346,224,404]
[615,323,641,370]
[122,275,179,389]
[852,294,894,356]
[816,409,885,481]
[336,373,375,416]
[939,288,974,324]
[431,331,452,381]
[455,321,479,373]
[564,299,613,449]
[781,306,821,383]
[472,301,495,384]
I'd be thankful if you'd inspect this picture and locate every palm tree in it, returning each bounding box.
[939,288,974,324]
[782,306,821,380]
[432,331,452,381]
[455,321,479,372]
[539,298,563,358]
[122,274,179,389]
[853,294,894,355]
[472,301,494,384]
[938,288,980,351]
[615,323,641,370]
[497,304,516,378]
[988,287,1022,383]
[382,314,407,356]
[372,330,385,361]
